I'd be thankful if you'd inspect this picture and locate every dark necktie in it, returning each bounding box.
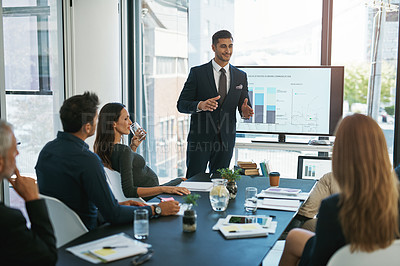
[219,68,227,104]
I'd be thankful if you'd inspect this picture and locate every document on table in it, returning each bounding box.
[179,181,213,192]
[253,198,301,211]
[257,191,310,201]
[66,233,149,264]
[219,223,268,239]
[212,216,278,234]
[264,187,301,195]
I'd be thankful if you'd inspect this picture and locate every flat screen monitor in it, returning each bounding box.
[236,66,344,136]
[297,156,332,180]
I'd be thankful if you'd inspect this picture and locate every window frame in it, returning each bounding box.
[3,3,53,95]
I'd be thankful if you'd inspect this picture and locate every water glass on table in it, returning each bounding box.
[134,209,149,240]
[245,187,258,213]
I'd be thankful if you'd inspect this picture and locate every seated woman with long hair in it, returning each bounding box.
[279,113,400,266]
[94,103,190,199]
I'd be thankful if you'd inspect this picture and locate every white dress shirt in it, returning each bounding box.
[212,59,230,94]
[197,60,231,112]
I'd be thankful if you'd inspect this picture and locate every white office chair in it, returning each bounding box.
[103,167,145,203]
[327,239,400,266]
[40,194,88,248]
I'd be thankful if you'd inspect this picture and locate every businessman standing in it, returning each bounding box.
[177,30,254,178]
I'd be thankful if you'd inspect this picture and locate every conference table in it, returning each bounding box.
[57,174,316,266]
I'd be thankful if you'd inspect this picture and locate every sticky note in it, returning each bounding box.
[222,225,239,232]
[94,248,116,256]
[160,197,175,202]
[241,224,259,230]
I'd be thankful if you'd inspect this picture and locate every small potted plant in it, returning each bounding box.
[217,168,241,199]
[182,194,200,232]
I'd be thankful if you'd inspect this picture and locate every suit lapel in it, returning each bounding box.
[221,64,236,107]
[206,61,217,93]
[229,64,235,92]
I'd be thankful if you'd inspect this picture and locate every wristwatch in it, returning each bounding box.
[154,205,162,218]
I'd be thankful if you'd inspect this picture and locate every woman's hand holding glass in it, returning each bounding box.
[129,123,147,152]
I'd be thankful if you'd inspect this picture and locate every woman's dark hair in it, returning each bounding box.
[94,102,125,167]
[60,92,99,133]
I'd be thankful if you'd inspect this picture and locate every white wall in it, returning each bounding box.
[66,0,122,105]
[64,0,122,148]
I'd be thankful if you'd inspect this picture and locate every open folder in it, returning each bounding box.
[66,233,150,264]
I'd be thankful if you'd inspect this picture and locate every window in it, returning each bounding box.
[189,0,322,68]
[2,0,64,206]
[137,0,324,179]
[139,0,188,179]
[156,56,176,75]
[136,0,399,179]
[331,0,398,158]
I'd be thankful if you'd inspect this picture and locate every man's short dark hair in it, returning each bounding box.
[59,92,100,133]
[212,30,233,46]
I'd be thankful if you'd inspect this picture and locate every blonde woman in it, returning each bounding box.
[279,113,400,266]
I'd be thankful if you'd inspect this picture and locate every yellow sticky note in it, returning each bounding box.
[94,248,116,256]
[241,224,259,230]
[222,225,239,232]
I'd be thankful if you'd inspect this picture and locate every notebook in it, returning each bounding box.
[66,233,149,264]
[219,223,268,239]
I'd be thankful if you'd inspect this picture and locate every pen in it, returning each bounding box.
[228,230,255,233]
[102,245,128,249]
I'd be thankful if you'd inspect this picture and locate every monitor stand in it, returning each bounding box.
[318,136,329,156]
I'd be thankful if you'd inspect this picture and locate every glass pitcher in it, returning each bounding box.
[209,179,229,212]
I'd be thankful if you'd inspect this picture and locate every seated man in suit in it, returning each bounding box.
[36,92,179,230]
[0,120,57,265]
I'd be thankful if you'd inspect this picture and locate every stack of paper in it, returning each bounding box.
[179,181,213,192]
[212,215,278,234]
[219,223,268,239]
[258,190,310,200]
[256,198,301,211]
[66,233,149,264]
[265,187,301,195]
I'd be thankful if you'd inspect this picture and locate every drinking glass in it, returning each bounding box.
[245,187,258,213]
[134,209,149,240]
[130,122,146,141]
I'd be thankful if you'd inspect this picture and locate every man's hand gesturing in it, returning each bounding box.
[198,95,221,111]
[241,98,254,119]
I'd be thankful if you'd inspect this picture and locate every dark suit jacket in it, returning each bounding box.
[0,199,57,266]
[300,194,400,266]
[177,60,250,147]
